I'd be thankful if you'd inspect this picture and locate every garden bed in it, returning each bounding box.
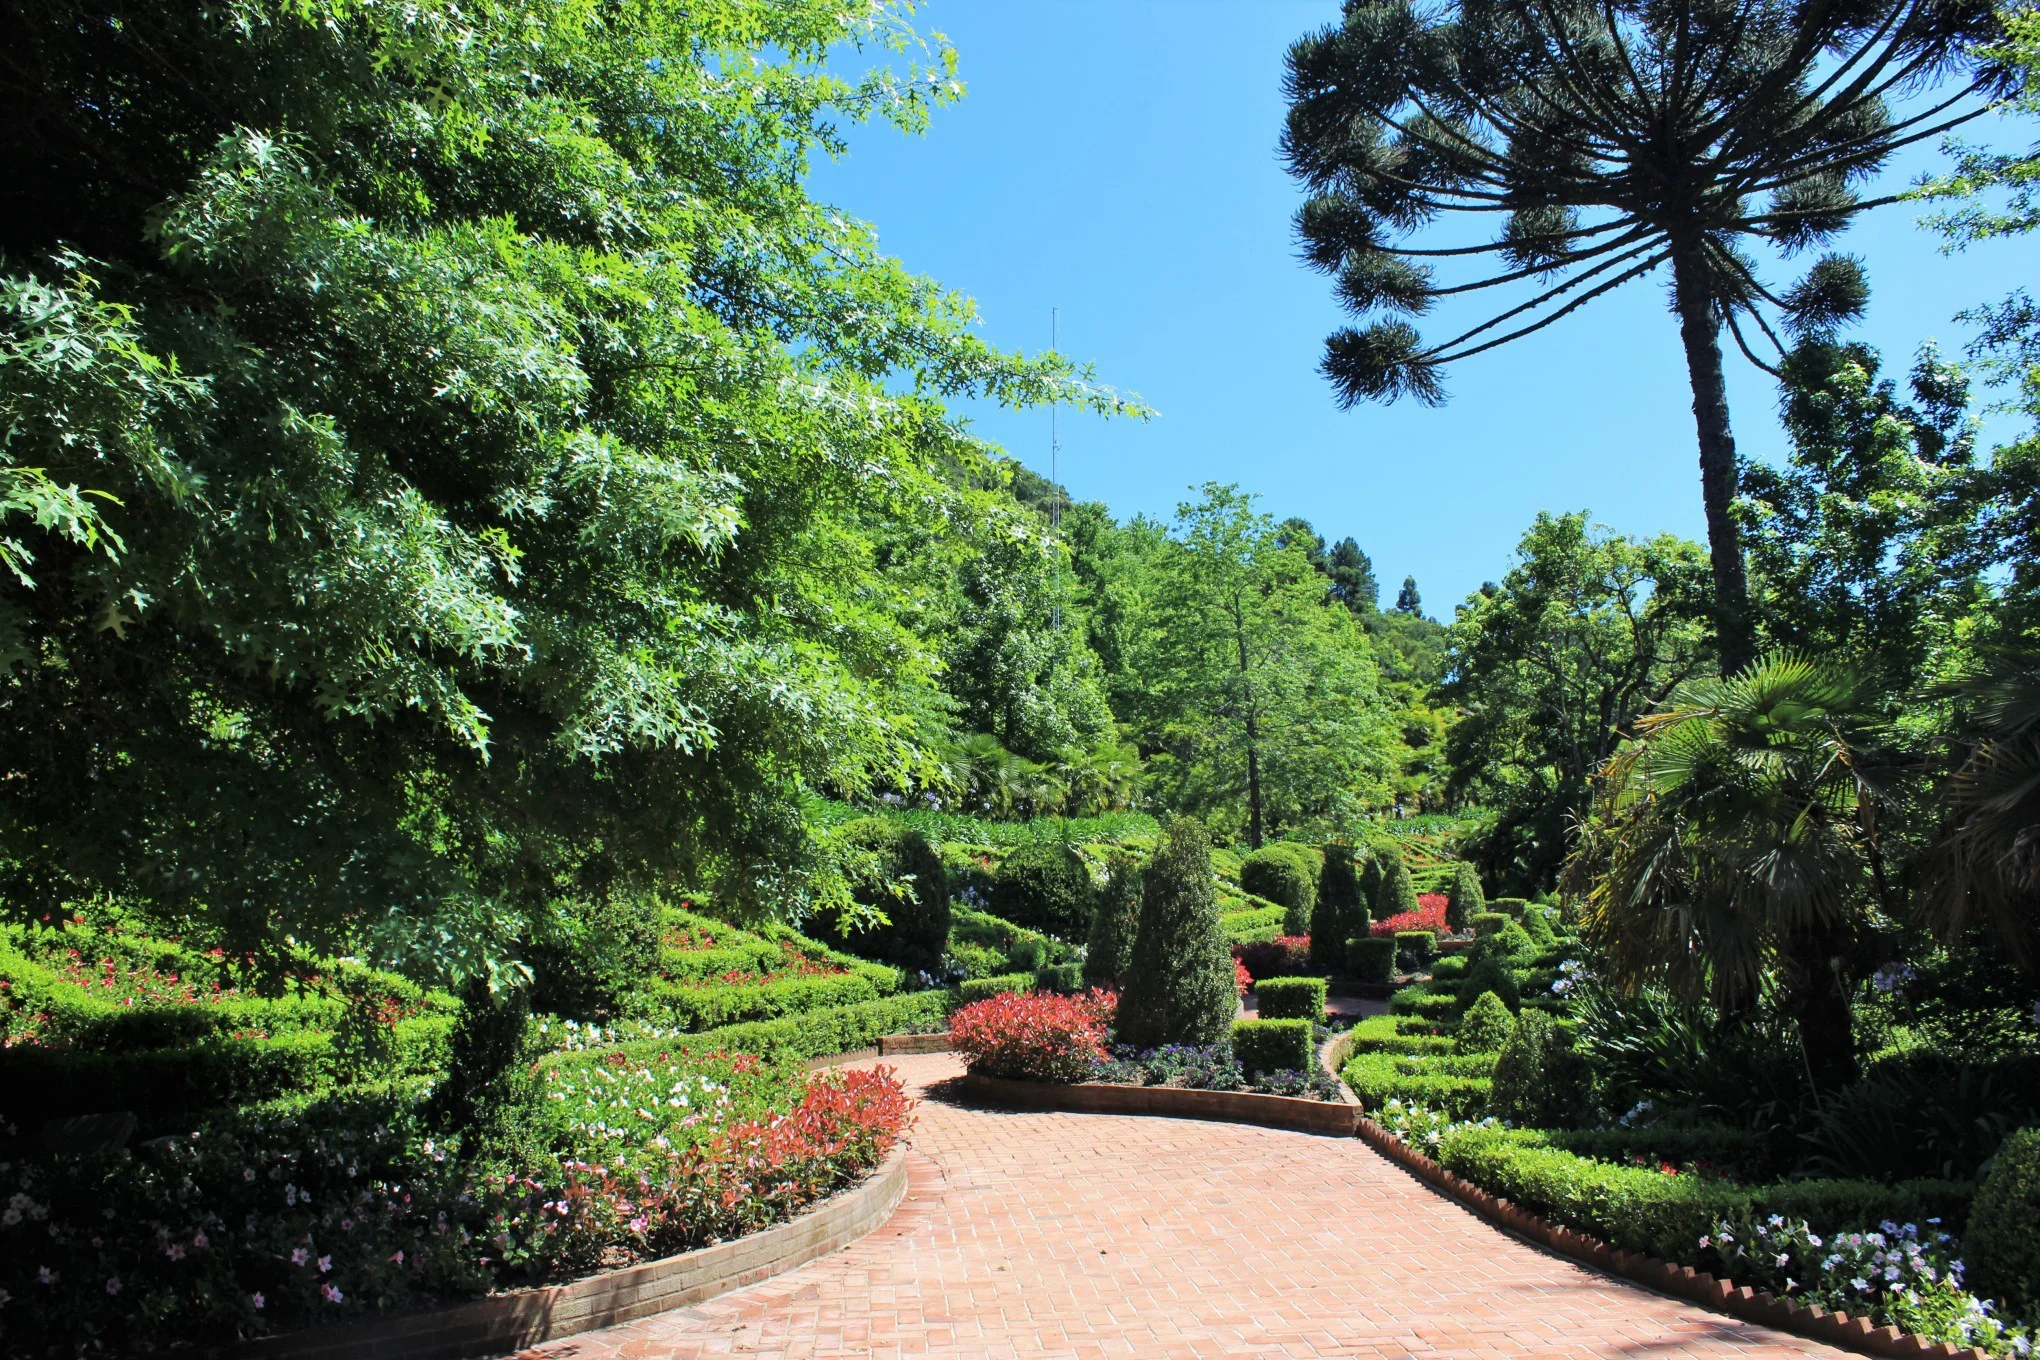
[959,1072,1361,1137]
[229,1145,910,1360]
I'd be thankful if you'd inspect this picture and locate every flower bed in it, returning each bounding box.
[0,1051,911,1351]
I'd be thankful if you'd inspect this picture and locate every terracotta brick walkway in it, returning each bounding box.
[519,1053,1851,1360]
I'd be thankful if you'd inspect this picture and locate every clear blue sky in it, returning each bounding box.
[808,1,2032,617]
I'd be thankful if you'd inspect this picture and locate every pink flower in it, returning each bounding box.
[320,1282,344,1304]
[389,1250,404,1265]
[290,1247,309,1267]
[105,1276,122,1296]
[192,1231,209,1249]
[164,1243,186,1261]
[318,1255,332,1273]
[251,1292,265,1310]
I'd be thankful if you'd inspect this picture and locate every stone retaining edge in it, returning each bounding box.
[228,1144,910,1360]
[958,1071,1362,1137]
[1352,1118,1988,1360]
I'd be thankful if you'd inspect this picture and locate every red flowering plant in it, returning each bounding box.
[1234,959,1252,997]
[1233,935,1311,982]
[949,988,1116,1083]
[1369,896,1450,939]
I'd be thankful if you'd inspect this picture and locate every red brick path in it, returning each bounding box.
[518,1053,1850,1360]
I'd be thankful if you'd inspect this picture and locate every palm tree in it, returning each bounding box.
[1922,648,2040,969]
[1282,0,2012,668]
[1564,654,1879,1084]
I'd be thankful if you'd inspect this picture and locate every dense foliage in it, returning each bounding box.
[1118,819,1237,1049]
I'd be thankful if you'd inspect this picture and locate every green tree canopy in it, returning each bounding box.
[0,0,1133,972]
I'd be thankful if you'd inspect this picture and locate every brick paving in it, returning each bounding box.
[518,1053,1851,1360]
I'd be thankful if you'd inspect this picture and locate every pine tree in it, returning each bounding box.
[1374,850,1420,921]
[1310,842,1369,972]
[1445,862,1485,934]
[1395,576,1422,616]
[1083,850,1144,987]
[1118,818,1238,1049]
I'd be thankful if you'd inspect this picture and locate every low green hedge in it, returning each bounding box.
[1233,1018,1313,1076]
[958,973,1036,1003]
[0,1030,344,1132]
[1347,936,1396,982]
[1219,903,1286,945]
[645,969,886,1031]
[539,990,953,1072]
[1033,962,1084,993]
[1343,1049,1493,1118]
[1435,1124,1973,1264]
[1469,912,1510,937]
[1430,953,1469,980]
[1256,976,1328,1020]
[1394,930,1436,965]
[950,907,1074,970]
[1488,897,1529,920]
[1345,1013,1456,1056]
[1389,983,1458,1020]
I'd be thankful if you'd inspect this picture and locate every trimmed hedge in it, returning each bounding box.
[950,907,1072,972]
[1232,1018,1313,1076]
[958,973,1036,1004]
[1489,897,1529,921]
[1967,1126,2040,1316]
[1346,1013,1455,1056]
[1469,912,1510,937]
[1445,862,1484,933]
[1219,903,1286,945]
[1084,850,1143,986]
[1430,953,1468,980]
[1119,818,1237,1050]
[1255,976,1328,1021]
[990,841,1095,939]
[1343,1049,1494,1118]
[1239,843,1319,936]
[1394,930,1436,966]
[1456,991,1515,1052]
[1389,984,1459,1020]
[1346,936,1396,983]
[1436,1124,1973,1265]
[1488,1009,1587,1128]
[539,991,953,1073]
[645,969,888,1032]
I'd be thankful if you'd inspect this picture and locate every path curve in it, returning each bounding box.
[518,1052,1851,1360]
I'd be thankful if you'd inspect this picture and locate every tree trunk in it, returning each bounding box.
[1788,923,1859,1091]
[1670,245,1755,675]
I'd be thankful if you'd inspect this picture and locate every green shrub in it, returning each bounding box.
[1084,849,1143,986]
[1445,862,1485,933]
[1118,818,1237,1049]
[1233,1018,1314,1076]
[1469,911,1509,937]
[542,991,953,1071]
[1346,1013,1455,1056]
[1373,851,1420,921]
[1488,1009,1588,1128]
[1430,952,1468,980]
[1389,985,1458,1020]
[1456,991,1515,1053]
[1034,961,1084,993]
[523,894,664,1021]
[1311,843,1369,971]
[1220,903,1286,944]
[949,907,1072,972]
[1346,936,1396,982]
[825,817,951,970]
[646,969,885,1031]
[990,841,1095,939]
[1436,1123,1974,1265]
[1521,903,1557,944]
[1256,976,1328,1021]
[1240,843,1319,936]
[958,973,1036,1004]
[1967,1127,2040,1316]
[1489,897,1529,920]
[1492,921,1536,958]
[1343,1049,1493,1118]
[1458,954,1522,1010]
[1394,930,1436,967]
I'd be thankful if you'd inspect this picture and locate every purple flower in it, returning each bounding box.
[290,1247,309,1267]
[318,1255,332,1273]
[104,1277,121,1296]
[320,1282,344,1304]
[251,1292,265,1310]
[36,1267,56,1285]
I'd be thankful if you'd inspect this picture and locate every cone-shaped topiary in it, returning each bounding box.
[1310,843,1368,971]
[1117,817,1237,1050]
[1083,849,1143,987]
[1373,850,1419,921]
[821,817,950,971]
[1445,862,1485,933]
[1456,990,1514,1053]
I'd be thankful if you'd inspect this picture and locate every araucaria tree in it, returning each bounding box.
[1282,0,2013,666]
[1118,818,1238,1049]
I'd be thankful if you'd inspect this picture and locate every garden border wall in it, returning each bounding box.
[228,1145,909,1360]
[958,1072,1362,1136]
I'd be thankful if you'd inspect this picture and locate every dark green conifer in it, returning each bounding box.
[1445,862,1485,933]
[1310,843,1368,972]
[1117,818,1237,1049]
[1083,850,1143,987]
[1373,850,1419,921]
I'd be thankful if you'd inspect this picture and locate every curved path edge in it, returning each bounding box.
[958,1070,1362,1135]
[228,1145,910,1360]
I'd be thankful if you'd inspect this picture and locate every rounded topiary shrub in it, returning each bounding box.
[1373,852,1419,922]
[1117,817,1237,1050]
[1520,902,1557,944]
[1311,843,1368,972]
[1240,842,1319,936]
[1445,862,1485,933]
[1968,1126,2040,1316]
[990,841,1095,939]
[1083,849,1143,987]
[1458,952,1522,1011]
[1488,1008,1586,1126]
[1456,990,1514,1053]
[824,817,951,972]
[1346,935,1396,983]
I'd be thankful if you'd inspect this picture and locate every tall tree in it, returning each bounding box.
[1326,537,1380,614]
[1123,485,1396,846]
[0,0,1132,969]
[1444,513,1713,888]
[1394,575,1423,616]
[1282,0,2013,668]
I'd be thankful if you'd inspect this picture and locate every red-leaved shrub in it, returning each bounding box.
[1370,896,1449,938]
[1234,959,1252,997]
[1233,935,1311,982]
[949,988,1115,1083]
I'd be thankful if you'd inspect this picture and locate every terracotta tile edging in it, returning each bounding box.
[957,1071,1362,1136]
[226,1143,911,1360]
[1349,1116,1989,1360]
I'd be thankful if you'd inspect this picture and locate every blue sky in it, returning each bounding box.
[808,1,2033,617]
